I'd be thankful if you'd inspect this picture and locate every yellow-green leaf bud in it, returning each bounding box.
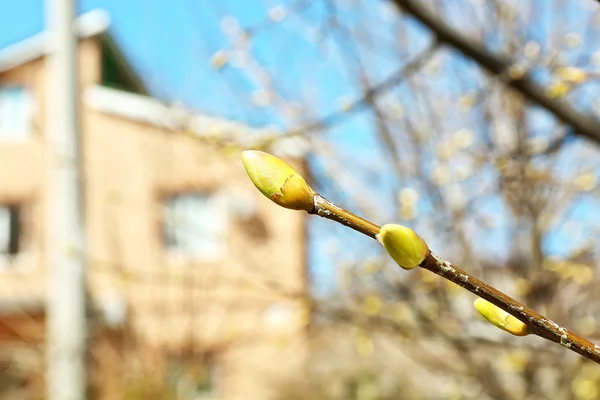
[377,224,429,270]
[241,150,314,211]
[473,298,531,336]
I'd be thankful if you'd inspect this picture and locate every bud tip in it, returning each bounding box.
[377,224,428,270]
[241,150,314,211]
[474,298,530,336]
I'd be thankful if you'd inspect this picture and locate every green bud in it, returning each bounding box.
[241,150,315,211]
[377,224,428,270]
[473,298,531,336]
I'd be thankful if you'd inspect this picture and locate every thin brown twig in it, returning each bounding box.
[310,194,380,239]
[308,192,600,364]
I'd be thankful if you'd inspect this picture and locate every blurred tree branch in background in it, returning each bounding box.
[391,0,600,146]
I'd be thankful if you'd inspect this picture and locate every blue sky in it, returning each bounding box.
[0,0,327,120]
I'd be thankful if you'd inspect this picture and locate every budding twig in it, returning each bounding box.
[241,150,600,364]
[308,193,600,364]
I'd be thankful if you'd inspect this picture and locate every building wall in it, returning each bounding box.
[0,36,308,399]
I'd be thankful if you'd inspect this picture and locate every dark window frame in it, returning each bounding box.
[0,205,21,256]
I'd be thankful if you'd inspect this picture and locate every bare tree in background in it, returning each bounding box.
[198,0,600,399]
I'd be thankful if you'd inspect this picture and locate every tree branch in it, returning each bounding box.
[390,0,600,146]
[308,192,600,364]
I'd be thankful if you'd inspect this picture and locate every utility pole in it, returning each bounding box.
[45,0,88,398]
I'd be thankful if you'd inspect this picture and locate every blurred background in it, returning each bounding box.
[1,0,600,399]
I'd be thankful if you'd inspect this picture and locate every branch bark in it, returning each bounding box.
[390,0,600,146]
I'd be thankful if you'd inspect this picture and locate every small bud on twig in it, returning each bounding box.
[241,150,315,211]
[474,298,531,337]
[377,224,429,270]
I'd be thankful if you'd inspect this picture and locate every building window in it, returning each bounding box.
[0,86,34,140]
[163,192,226,260]
[0,205,21,259]
[166,355,220,399]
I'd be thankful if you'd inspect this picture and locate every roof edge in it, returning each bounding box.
[0,9,110,74]
[83,85,310,158]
